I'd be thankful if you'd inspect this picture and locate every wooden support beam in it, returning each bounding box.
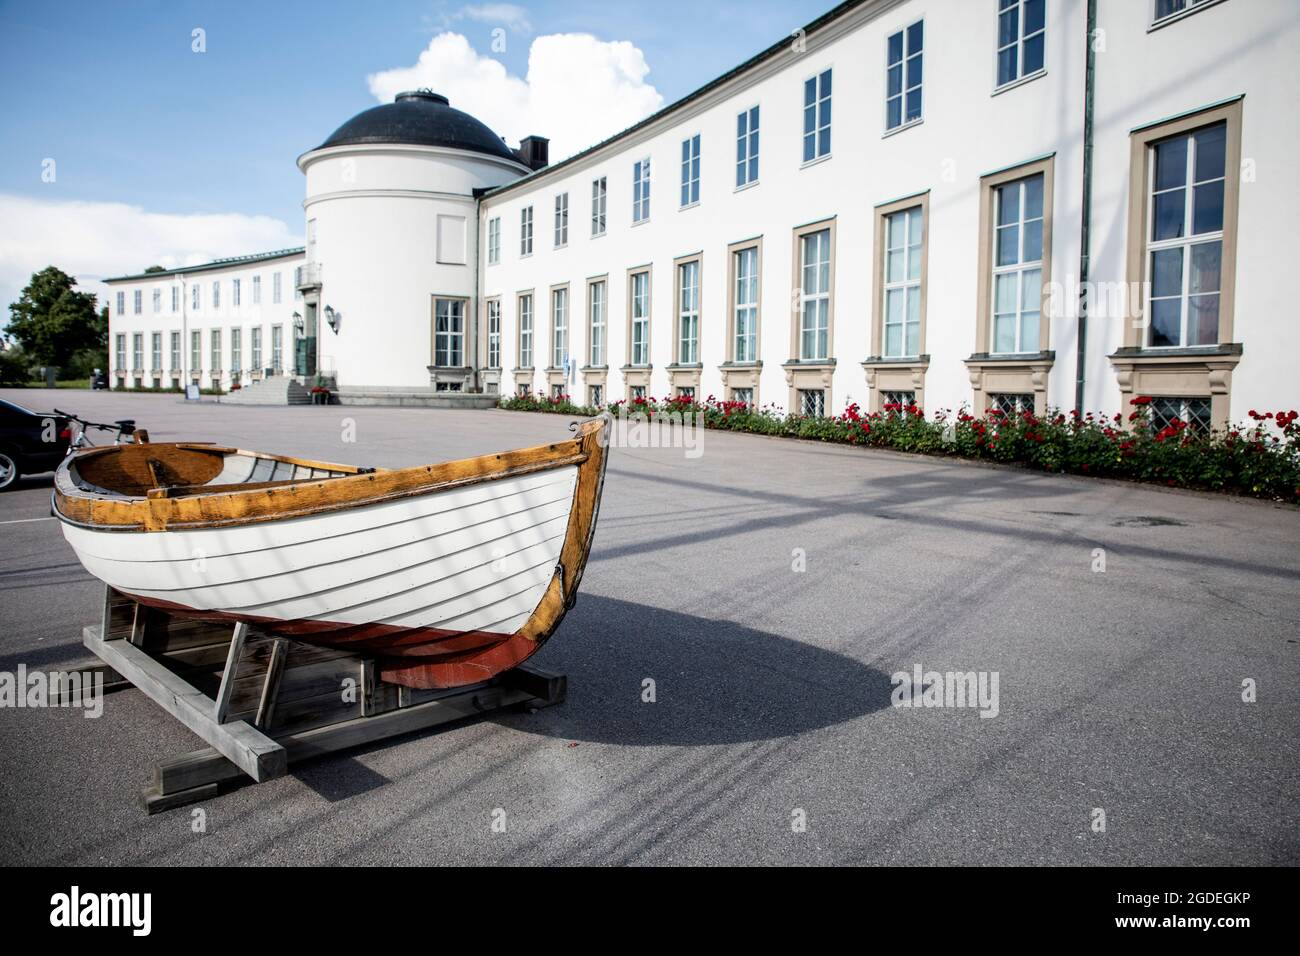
[83,625,285,783]
[213,621,249,724]
[254,639,288,730]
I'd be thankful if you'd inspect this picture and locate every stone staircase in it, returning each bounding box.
[218,376,312,406]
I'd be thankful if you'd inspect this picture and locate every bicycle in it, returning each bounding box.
[54,409,140,453]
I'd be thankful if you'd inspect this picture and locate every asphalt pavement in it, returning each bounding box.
[0,388,1295,865]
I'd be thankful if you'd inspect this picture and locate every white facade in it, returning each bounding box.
[103,0,1298,427]
[105,249,304,392]
[298,140,530,392]
[477,0,1299,426]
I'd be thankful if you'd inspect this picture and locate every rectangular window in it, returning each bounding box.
[991,174,1045,353]
[1153,0,1220,26]
[591,177,607,236]
[802,68,832,162]
[551,287,568,367]
[192,284,200,311]
[882,389,916,410]
[116,291,125,315]
[736,106,760,187]
[487,299,501,368]
[520,206,534,256]
[132,332,143,369]
[990,392,1035,416]
[677,259,700,364]
[212,281,220,309]
[1145,123,1226,348]
[730,386,753,405]
[232,278,241,307]
[271,325,283,372]
[230,328,242,374]
[171,285,179,312]
[152,288,161,313]
[554,193,569,247]
[799,229,832,360]
[488,217,501,264]
[133,290,142,314]
[252,275,261,304]
[631,385,647,401]
[191,330,201,372]
[680,134,700,207]
[250,326,262,370]
[629,270,650,365]
[151,331,162,371]
[632,158,651,223]
[883,206,923,357]
[799,389,826,417]
[170,330,181,371]
[997,0,1046,88]
[518,293,534,367]
[589,279,607,366]
[434,299,465,367]
[114,333,125,369]
[733,245,759,362]
[272,272,282,304]
[589,384,603,407]
[1150,396,1212,432]
[210,329,221,372]
[886,21,923,131]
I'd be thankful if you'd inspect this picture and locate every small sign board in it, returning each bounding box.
[185,384,200,402]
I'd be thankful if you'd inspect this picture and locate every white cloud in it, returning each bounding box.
[367,31,664,163]
[0,194,299,317]
[454,4,532,33]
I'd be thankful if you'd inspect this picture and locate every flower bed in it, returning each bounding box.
[497,392,1300,503]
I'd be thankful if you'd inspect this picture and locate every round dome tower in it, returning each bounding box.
[297,91,532,395]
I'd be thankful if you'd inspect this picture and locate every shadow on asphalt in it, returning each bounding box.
[517,594,893,746]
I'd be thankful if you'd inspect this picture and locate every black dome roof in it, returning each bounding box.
[316,91,518,161]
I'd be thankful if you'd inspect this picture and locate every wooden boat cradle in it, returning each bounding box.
[75,585,567,814]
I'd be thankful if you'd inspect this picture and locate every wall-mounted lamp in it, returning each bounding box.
[324,305,340,334]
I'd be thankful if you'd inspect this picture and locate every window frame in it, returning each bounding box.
[517,291,535,369]
[801,68,833,165]
[1123,100,1241,349]
[550,283,569,369]
[591,177,607,237]
[520,206,534,257]
[587,276,608,367]
[554,193,569,248]
[626,266,652,367]
[736,104,761,190]
[432,297,467,368]
[632,158,652,224]
[727,239,763,364]
[994,0,1047,92]
[1149,0,1227,30]
[486,297,502,369]
[790,219,836,363]
[884,19,924,134]
[975,155,1055,357]
[673,254,702,365]
[191,330,202,373]
[872,193,929,361]
[680,133,701,208]
[170,330,182,372]
[487,216,501,265]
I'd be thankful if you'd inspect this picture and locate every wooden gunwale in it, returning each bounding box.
[54,436,590,533]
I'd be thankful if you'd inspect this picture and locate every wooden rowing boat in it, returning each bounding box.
[53,415,610,689]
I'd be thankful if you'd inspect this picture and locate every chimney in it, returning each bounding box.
[515,136,550,171]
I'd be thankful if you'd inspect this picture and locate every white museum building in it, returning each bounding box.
[104,0,1299,429]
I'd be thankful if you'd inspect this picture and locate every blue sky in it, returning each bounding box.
[0,0,834,244]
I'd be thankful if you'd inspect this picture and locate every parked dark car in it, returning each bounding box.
[0,398,71,490]
[91,371,109,390]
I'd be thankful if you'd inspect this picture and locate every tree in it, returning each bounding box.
[143,265,166,273]
[6,266,104,369]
